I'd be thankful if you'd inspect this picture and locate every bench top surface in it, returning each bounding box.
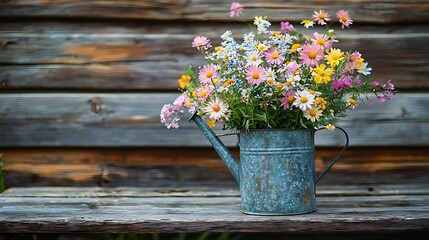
[1,184,429,233]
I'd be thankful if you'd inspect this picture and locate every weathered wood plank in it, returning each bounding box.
[1,0,428,23]
[0,23,427,90]
[3,183,429,198]
[0,189,428,233]
[2,147,429,187]
[0,93,427,147]
[0,0,186,20]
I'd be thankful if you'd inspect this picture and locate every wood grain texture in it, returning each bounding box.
[1,0,428,23]
[0,186,429,233]
[2,147,429,187]
[0,23,428,90]
[3,183,429,197]
[0,93,427,147]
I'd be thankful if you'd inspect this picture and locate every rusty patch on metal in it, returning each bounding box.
[303,186,311,205]
[256,177,261,192]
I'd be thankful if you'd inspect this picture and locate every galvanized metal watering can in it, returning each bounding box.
[191,114,349,215]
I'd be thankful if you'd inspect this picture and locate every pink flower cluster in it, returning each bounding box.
[160,93,194,129]
[230,2,244,17]
[373,80,396,102]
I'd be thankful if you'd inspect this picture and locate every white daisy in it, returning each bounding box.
[266,68,276,82]
[245,50,263,66]
[203,98,230,121]
[304,106,323,122]
[357,62,372,75]
[293,90,315,111]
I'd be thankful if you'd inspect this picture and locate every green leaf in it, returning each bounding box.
[179,233,186,240]
[197,232,211,240]
[299,118,308,129]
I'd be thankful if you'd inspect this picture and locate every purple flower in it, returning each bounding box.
[332,75,353,90]
[173,93,190,108]
[386,79,395,91]
[377,94,385,102]
[355,76,362,86]
[160,104,181,129]
[279,21,294,33]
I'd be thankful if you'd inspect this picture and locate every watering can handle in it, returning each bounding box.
[315,127,349,184]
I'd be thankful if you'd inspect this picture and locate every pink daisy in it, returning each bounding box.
[311,32,332,49]
[279,21,294,33]
[344,51,361,71]
[230,2,244,17]
[298,43,324,67]
[192,36,211,48]
[245,65,266,85]
[197,85,213,103]
[279,90,296,110]
[264,48,285,65]
[285,61,301,74]
[336,10,353,29]
[198,64,217,85]
[313,9,331,25]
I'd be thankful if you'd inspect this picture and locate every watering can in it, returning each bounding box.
[191,113,348,215]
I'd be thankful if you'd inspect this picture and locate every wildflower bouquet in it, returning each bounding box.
[161,3,396,131]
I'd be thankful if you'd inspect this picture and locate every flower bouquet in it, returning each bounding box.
[160,3,396,131]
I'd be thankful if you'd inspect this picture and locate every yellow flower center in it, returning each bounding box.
[308,51,317,59]
[199,91,207,98]
[350,56,356,62]
[286,81,292,87]
[222,79,235,88]
[309,109,317,117]
[316,39,325,45]
[291,44,301,50]
[205,71,213,78]
[212,103,221,112]
[301,96,308,103]
[251,56,257,61]
[271,52,279,59]
[319,13,325,19]
[267,79,274,84]
[287,95,295,104]
[332,54,339,60]
[341,16,348,22]
[348,99,357,105]
[252,72,260,79]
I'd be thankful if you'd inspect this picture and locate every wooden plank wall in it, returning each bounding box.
[0,0,428,188]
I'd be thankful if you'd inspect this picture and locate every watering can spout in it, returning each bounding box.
[190,113,240,183]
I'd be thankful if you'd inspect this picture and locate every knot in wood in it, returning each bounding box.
[89,97,103,114]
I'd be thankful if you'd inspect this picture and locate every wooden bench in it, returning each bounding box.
[1,183,429,237]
